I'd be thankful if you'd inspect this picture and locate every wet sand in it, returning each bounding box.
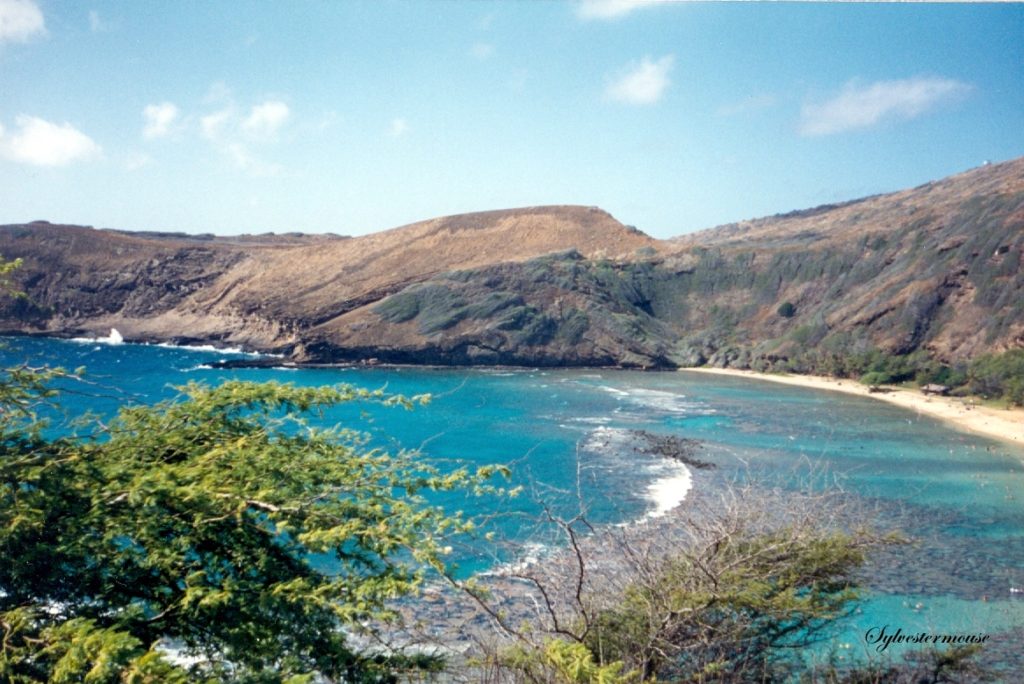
[680,368,1022,446]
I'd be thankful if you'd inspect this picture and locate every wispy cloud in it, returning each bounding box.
[142,102,180,139]
[718,93,777,117]
[389,118,409,138]
[123,151,152,171]
[242,100,290,140]
[800,76,971,137]
[204,81,233,105]
[0,115,101,166]
[0,0,44,43]
[197,94,289,175]
[225,142,281,177]
[605,55,674,105]
[470,42,494,60]
[508,69,529,93]
[88,9,105,32]
[577,0,664,21]
[312,110,340,133]
[200,108,233,141]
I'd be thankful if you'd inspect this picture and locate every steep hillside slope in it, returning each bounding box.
[0,207,657,356]
[662,159,1024,365]
[0,159,1020,369]
[292,158,1022,368]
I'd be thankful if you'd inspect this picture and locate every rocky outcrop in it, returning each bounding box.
[1,159,1022,368]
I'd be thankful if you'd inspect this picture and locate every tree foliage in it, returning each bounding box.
[480,503,987,684]
[0,372,502,682]
[967,349,1024,406]
[580,528,865,682]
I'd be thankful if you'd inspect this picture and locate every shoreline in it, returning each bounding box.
[680,367,1022,447]
[12,334,1022,446]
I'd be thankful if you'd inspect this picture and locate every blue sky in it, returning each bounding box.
[1,0,1021,238]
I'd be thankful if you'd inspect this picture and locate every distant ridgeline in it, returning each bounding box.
[1,158,1022,399]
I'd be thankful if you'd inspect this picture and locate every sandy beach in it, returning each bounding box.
[680,368,1023,447]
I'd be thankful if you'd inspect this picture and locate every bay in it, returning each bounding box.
[4,335,1024,668]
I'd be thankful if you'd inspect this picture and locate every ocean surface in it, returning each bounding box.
[5,335,1024,669]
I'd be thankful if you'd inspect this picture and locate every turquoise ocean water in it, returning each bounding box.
[4,336,1024,670]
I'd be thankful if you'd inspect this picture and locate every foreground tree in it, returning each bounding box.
[465,488,989,684]
[0,372,503,682]
[474,499,875,683]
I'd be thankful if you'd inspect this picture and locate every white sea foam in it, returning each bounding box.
[644,462,692,518]
[568,416,613,425]
[153,342,269,356]
[482,541,553,576]
[599,385,714,417]
[67,332,270,356]
[70,327,123,345]
[581,425,636,453]
[582,426,694,519]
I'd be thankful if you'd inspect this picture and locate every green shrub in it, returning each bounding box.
[0,371,500,682]
[860,371,893,387]
[968,349,1024,405]
[374,291,420,322]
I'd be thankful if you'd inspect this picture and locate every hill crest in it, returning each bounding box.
[0,160,1021,368]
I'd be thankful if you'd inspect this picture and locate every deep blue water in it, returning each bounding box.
[4,336,1024,666]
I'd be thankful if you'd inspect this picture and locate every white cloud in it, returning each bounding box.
[389,118,409,138]
[718,93,777,117]
[313,110,340,132]
[0,0,44,43]
[226,143,281,177]
[470,42,494,60]
[0,115,101,166]
[241,100,290,139]
[204,81,233,104]
[605,55,674,105]
[123,152,152,171]
[800,76,971,137]
[142,102,180,139]
[199,105,284,175]
[197,90,290,175]
[577,0,664,21]
[200,108,233,141]
[88,9,103,32]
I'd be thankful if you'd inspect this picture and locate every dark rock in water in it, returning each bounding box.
[628,429,716,469]
[208,357,301,370]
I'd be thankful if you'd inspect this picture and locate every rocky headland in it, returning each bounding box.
[1,158,1022,370]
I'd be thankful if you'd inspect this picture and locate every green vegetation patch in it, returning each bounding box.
[0,370,507,682]
[463,291,524,319]
[374,290,421,323]
[968,348,1024,406]
[555,307,590,345]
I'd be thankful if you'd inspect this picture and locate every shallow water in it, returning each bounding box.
[4,336,1023,666]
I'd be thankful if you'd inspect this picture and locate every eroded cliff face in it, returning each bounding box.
[1,159,1022,368]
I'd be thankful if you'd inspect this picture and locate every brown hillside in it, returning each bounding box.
[671,158,1024,252]
[0,206,657,352]
[0,160,1020,368]
[191,205,656,327]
